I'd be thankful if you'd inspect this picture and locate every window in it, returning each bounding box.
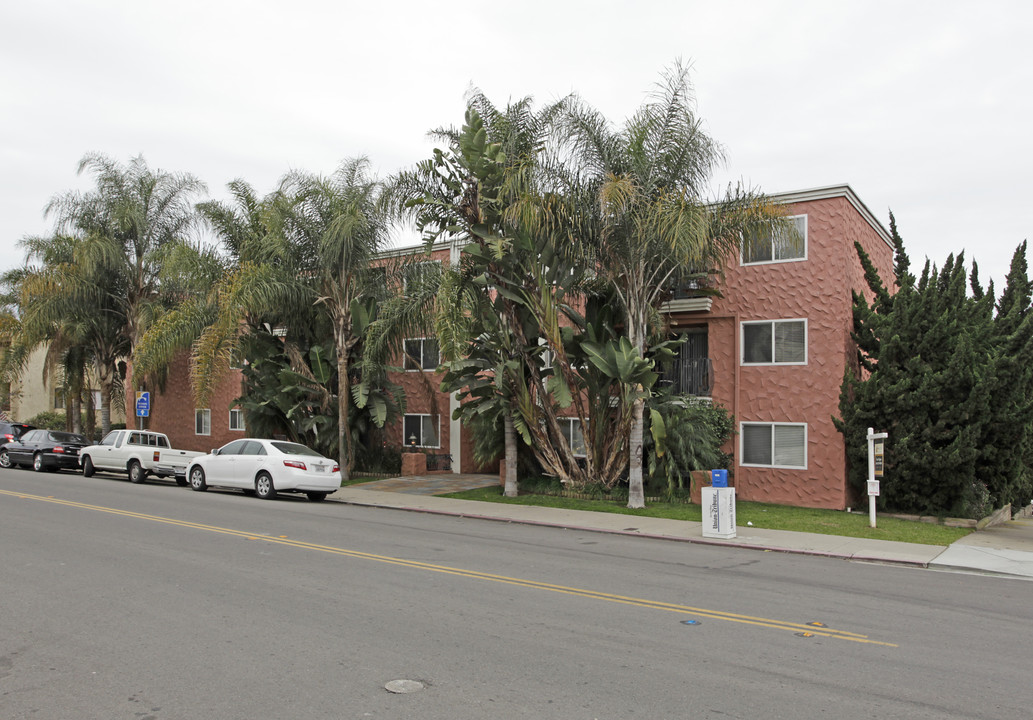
[195,409,211,436]
[741,422,806,468]
[403,260,441,294]
[558,417,586,458]
[743,215,807,264]
[742,319,807,364]
[128,433,167,448]
[404,337,440,371]
[403,414,439,448]
[229,408,245,431]
[241,440,267,456]
[53,388,65,410]
[218,439,248,455]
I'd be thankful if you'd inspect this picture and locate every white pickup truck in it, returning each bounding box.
[79,429,203,485]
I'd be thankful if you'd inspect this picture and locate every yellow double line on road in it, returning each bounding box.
[2,489,897,647]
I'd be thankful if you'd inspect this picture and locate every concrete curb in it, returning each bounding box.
[329,493,939,570]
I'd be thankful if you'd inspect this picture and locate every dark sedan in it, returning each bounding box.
[0,429,91,472]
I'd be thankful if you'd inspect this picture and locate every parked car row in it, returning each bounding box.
[0,428,90,472]
[0,422,341,503]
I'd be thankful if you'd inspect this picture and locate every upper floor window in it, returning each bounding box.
[404,337,440,371]
[742,319,807,365]
[743,215,807,265]
[403,260,442,294]
[229,408,245,431]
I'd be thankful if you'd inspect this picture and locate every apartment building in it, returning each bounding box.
[139,184,893,508]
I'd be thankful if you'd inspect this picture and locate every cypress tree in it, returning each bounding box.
[836,219,1032,517]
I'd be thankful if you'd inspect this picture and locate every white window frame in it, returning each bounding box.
[404,337,440,372]
[195,408,211,436]
[229,408,245,432]
[741,319,808,365]
[742,214,807,265]
[558,417,586,458]
[403,413,440,449]
[740,422,807,469]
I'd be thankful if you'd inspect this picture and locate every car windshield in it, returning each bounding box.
[270,441,323,457]
[51,432,88,444]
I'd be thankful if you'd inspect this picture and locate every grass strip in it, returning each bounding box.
[442,485,972,546]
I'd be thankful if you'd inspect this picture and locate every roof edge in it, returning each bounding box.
[767,184,894,249]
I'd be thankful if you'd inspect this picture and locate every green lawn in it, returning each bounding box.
[342,475,383,487]
[441,485,973,546]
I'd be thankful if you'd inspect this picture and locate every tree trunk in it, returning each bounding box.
[337,339,351,483]
[627,304,648,509]
[69,394,82,434]
[123,357,135,426]
[627,389,646,509]
[504,412,518,497]
[98,369,113,436]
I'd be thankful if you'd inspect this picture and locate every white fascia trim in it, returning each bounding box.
[765,184,893,250]
[378,240,454,260]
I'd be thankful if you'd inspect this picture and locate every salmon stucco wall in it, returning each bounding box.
[693,194,894,509]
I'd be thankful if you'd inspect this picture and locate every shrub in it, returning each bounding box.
[24,411,67,430]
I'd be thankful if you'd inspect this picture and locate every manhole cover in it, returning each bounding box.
[385,679,424,694]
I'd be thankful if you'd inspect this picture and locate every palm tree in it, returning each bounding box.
[45,153,207,418]
[133,179,293,406]
[2,234,129,434]
[382,96,574,496]
[261,159,390,479]
[555,63,787,507]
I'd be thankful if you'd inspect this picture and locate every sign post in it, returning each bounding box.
[136,392,150,430]
[866,427,887,528]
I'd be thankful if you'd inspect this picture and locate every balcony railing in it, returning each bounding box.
[659,357,713,397]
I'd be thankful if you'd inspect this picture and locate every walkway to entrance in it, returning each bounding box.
[351,473,498,496]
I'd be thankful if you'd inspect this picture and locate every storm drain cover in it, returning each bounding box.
[385,680,424,694]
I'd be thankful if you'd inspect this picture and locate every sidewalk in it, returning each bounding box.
[329,475,1033,580]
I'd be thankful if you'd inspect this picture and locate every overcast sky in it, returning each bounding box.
[2,1,1030,291]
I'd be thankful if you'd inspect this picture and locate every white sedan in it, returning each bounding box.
[187,438,341,502]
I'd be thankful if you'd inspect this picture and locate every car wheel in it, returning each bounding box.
[306,492,327,502]
[0,449,10,469]
[82,455,95,477]
[189,466,207,492]
[255,472,277,500]
[128,460,146,484]
[33,453,44,472]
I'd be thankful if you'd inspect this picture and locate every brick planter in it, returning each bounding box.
[401,452,426,476]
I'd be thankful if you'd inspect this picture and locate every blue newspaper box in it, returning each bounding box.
[711,469,728,488]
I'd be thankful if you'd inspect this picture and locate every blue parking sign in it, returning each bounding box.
[136,392,150,417]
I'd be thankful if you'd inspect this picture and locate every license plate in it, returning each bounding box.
[313,465,325,473]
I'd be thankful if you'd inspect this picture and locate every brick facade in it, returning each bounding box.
[144,185,893,508]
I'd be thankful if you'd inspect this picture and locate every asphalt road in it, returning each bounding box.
[1,468,1030,720]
